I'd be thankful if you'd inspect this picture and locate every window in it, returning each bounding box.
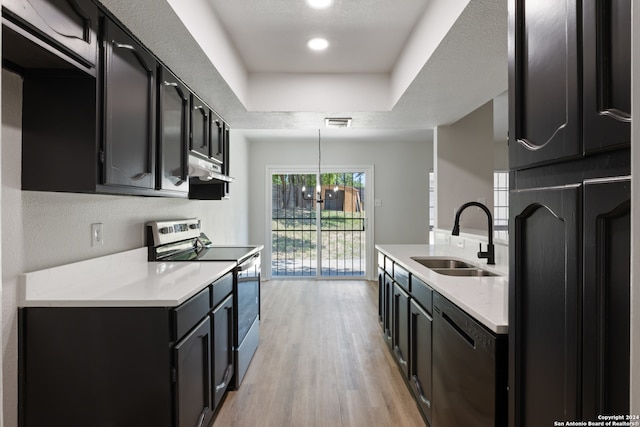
[494,171,509,231]
[429,171,435,243]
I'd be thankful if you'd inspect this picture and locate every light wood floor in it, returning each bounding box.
[213,279,425,427]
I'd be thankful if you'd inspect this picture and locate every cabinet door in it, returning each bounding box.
[212,294,234,410]
[158,67,189,194]
[509,0,580,169]
[209,112,224,165]
[409,299,432,423]
[582,178,630,419]
[383,272,393,348]
[3,0,98,67]
[174,317,212,427]
[102,20,156,189]
[582,0,631,153]
[392,283,409,378]
[190,95,209,159]
[509,185,580,426]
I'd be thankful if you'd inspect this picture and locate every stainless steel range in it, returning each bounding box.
[146,218,261,388]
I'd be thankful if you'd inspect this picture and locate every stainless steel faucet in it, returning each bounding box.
[452,201,495,265]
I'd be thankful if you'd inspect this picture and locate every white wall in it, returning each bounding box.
[434,100,495,231]
[1,69,250,427]
[245,129,433,276]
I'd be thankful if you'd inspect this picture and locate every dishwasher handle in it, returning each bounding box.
[438,307,476,349]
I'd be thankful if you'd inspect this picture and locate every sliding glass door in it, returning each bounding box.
[270,169,368,278]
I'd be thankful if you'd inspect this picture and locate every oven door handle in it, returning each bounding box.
[238,254,260,271]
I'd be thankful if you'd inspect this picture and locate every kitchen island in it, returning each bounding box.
[376,244,508,427]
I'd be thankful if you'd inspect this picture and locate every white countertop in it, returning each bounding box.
[20,248,237,307]
[376,244,508,334]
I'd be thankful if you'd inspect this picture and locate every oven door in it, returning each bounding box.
[233,252,260,388]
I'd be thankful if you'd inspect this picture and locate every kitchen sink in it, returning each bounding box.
[410,257,499,277]
[429,267,498,277]
[410,257,474,269]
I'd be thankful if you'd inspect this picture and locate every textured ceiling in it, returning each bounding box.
[95,0,507,130]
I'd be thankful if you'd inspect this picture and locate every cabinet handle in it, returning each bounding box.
[394,346,408,366]
[131,172,151,180]
[111,41,135,50]
[163,81,178,87]
[411,375,431,408]
[215,364,233,393]
[196,407,209,427]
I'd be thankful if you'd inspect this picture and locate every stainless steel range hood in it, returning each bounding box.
[188,155,234,183]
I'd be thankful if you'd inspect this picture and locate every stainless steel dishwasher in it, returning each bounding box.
[432,293,507,427]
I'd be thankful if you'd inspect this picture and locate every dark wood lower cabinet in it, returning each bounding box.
[509,185,581,426]
[212,295,234,410]
[175,317,213,427]
[409,299,432,424]
[19,275,235,427]
[582,178,631,419]
[392,283,410,378]
[509,177,631,426]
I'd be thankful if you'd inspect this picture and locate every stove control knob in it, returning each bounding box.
[189,223,199,230]
[159,227,172,234]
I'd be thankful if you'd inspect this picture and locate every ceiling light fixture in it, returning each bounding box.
[307,37,329,51]
[305,0,334,9]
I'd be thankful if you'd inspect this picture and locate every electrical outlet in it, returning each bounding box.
[91,223,104,246]
[374,199,382,207]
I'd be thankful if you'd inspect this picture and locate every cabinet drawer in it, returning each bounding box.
[378,252,385,268]
[173,287,211,340]
[212,272,233,308]
[393,264,410,292]
[411,275,433,315]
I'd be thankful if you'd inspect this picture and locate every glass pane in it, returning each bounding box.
[271,173,317,276]
[320,172,366,276]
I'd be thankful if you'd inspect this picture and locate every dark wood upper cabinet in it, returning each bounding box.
[509,185,580,426]
[102,18,156,190]
[157,66,189,196]
[509,0,581,169]
[190,94,210,159]
[582,178,630,420]
[582,0,631,153]
[2,0,98,68]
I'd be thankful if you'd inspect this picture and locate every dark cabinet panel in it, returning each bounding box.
[212,294,234,411]
[509,0,580,169]
[582,178,630,419]
[157,66,189,195]
[383,272,393,348]
[210,111,224,166]
[582,0,631,153]
[378,267,384,327]
[3,0,98,67]
[409,299,432,424]
[509,185,580,426]
[102,18,156,190]
[174,316,212,427]
[392,283,409,378]
[190,94,210,159]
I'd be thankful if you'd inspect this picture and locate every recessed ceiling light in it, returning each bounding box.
[307,37,329,51]
[305,0,333,9]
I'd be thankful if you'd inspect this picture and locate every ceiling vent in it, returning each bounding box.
[324,117,352,128]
